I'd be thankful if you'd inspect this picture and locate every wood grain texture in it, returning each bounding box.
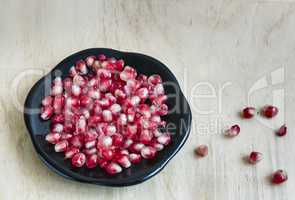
[1,0,295,199]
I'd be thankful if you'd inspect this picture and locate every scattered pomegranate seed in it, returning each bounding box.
[195,145,208,157]
[225,124,240,137]
[272,170,288,184]
[248,151,262,164]
[261,105,278,118]
[241,107,256,119]
[276,125,287,137]
[41,55,170,174]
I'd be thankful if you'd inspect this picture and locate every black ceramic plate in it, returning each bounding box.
[24,48,192,187]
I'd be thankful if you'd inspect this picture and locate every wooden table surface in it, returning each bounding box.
[1,0,295,199]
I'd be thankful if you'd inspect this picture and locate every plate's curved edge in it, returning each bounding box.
[23,48,192,187]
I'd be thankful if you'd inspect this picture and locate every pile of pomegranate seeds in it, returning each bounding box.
[41,55,171,174]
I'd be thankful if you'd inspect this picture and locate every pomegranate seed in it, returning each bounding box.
[51,114,65,123]
[71,84,81,96]
[60,133,72,140]
[129,153,141,164]
[65,147,79,159]
[241,107,256,119]
[150,141,164,151]
[141,146,157,159]
[75,60,88,75]
[42,96,53,107]
[86,154,98,168]
[112,134,124,146]
[76,116,87,134]
[45,132,61,144]
[69,66,78,77]
[116,155,131,168]
[105,162,122,175]
[72,153,86,167]
[115,59,124,71]
[102,110,113,122]
[83,148,97,156]
[272,170,288,184]
[129,143,145,153]
[123,139,134,148]
[85,140,96,149]
[120,66,137,81]
[101,149,114,161]
[195,145,208,157]
[153,84,165,96]
[51,123,63,133]
[148,75,162,85]
[157,133,171,145]
[40,106,54,120]
[80,95,92,107]
[86,56,96,67]
[248,151,262,164]
[54,140,68,152]
[225,124,240,137]
[98,54,106,61]
[70,135,84,148]
[261,105,278,118]
[276,125,287,137]
[139,129,153,144]
[110,103,121,115]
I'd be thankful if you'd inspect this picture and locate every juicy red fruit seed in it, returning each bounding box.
[276,125,287,137]
[248,151,262,164]
[195,145,208,157]
[86,154,98,169]
[272,170,288,184]
[225,124,240,137]
[241,107,256,119]
[72,153,86,168]
[105,162,122,174]
[262,105,279,118]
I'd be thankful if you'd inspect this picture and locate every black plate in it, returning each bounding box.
[24,48,192,187]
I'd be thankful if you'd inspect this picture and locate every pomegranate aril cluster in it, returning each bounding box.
[41,55,171,175]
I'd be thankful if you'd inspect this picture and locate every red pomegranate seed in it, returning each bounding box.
[86,154,98,169]
[195,145,208,157]
[71,84,81,97]
[73,75,86,86]
[272,170,288,184]
[148,75,162,85]
[116,155,131,168]
[105,162,122,174]
[98,54,107,61]
[129,153,141,164]
[76,116,87,134]
[51,114,65,123]
[75,60,88,75]
[120,66,137,81]
[139,129,153,144]
[101,149,114,161]
[70,135,84,148]
[45,132,61,144]
[262,105,278,118]
[157,133,171,145]
[225,124,240,137]
[129,143,145,153]
[83,148,97,156]
[241,107,256,119]
[141,146,157,159]
[69,66,78,77]
[248,151,262,164]
[65,147,80,159]
[42,96,53,107]
[115,59,124,71]
[54,140,68,152]
[40,106,54,120]
[51,123,63,133]
[276,125,287,137]
[86,56,96,67]
[72,153,86,167]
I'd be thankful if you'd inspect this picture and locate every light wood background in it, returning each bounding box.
[1,0,295,199]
